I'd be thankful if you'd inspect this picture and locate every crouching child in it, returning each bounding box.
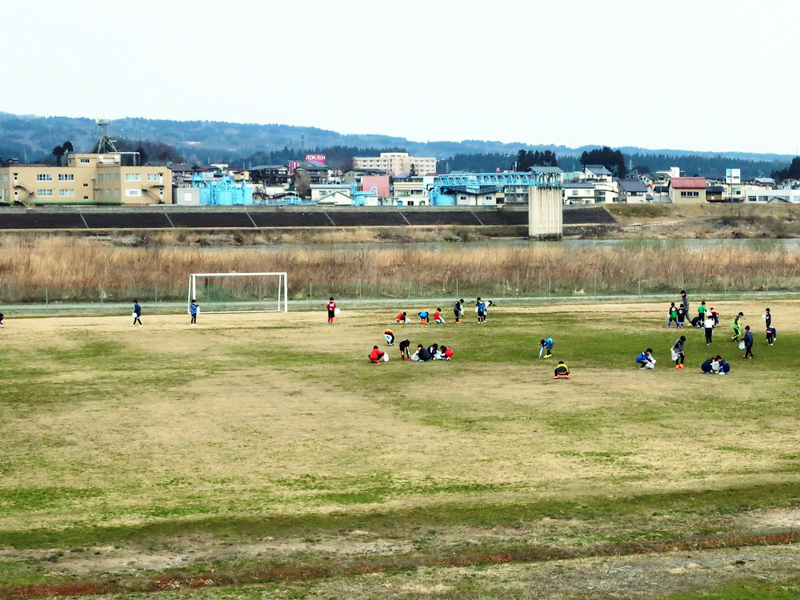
[553,360,570,379]
[636,348,656,370]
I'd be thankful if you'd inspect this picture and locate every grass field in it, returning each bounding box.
[1,299,800,599]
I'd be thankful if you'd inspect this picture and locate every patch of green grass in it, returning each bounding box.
[658,578,800,600]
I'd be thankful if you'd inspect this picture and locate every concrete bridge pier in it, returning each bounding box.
[528,187,563,240]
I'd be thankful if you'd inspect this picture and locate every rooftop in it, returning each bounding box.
[670,177,706,189]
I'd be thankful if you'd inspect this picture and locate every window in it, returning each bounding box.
[58,173,74,181]
[125,189,142,197]
[114,173,120,181]
[36,173,53,181]
[80,158,90,164]
[147,173,162,181]
[98,174,104,182]
[125,173,141,182]
[36,189,53,197]
[58,189,75,198]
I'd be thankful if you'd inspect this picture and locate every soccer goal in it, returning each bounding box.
[187,272,288,314]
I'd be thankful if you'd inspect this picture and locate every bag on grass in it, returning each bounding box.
[382,353,390,362]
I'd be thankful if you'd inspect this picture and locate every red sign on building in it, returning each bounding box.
[305,154,326,164]
[288,160,301,174]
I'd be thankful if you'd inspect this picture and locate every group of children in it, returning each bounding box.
[369,340,454,363]
[640,293,780,373]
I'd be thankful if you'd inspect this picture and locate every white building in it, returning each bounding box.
[744,188,800,203]
[310,184,353,203]
[352,152,437,177]
[562,183,595,205]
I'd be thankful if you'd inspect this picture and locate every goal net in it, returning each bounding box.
[188,272,288,314]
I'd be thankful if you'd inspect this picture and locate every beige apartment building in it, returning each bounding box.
[0,153,172,205]
[352,152,436,176]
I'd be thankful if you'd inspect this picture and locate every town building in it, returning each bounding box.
[668,177,707,203]
[617,179,650,203]
[562,183,595,205]
[311,184,354,203]
[0,153,172,205]
[353,152,437,176]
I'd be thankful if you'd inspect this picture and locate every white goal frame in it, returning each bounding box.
[188,272,289,314]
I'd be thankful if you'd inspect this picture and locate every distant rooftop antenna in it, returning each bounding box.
[95,118,118,153]
[300,133,305,153]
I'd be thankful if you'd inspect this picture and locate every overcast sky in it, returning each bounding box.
[5,0,799,154]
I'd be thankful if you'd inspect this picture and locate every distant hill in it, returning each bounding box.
[0,112,794,176]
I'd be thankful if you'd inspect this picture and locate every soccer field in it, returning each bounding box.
[2,300,800,599]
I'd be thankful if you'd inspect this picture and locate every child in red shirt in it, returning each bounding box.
[326,297,336,325]
[368,346,386,363]
[434,308,445,324]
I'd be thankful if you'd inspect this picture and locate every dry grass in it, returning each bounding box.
[0,235,799,303]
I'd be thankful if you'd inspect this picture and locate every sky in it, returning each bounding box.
[5,0,800,155]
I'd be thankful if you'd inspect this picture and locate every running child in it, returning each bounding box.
[368,346,386,363]
[636,348,656,370]
[731,312,743,342]
[384,329,395,346]
[190,299,199,324]
[132,299,142,327]
[553,361,570,379]
[399,338,411,361]
[326,297,337,325]
[539,337,554,359]
[672,335,686,369]
[434,308,445,324]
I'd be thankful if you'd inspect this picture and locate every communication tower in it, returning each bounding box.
[95,119,118,153]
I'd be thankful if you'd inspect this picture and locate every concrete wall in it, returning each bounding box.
[528,187,562,240]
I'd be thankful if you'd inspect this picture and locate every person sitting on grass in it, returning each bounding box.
[553,360,570,380]
[434,308,445,324]
[434,345,453,360]
[766,326,777,346]
[368,346,386,363]
[636,348,656,370]
[539,337,554,359]
[418,311,430,325]
[702,355,731,375]
[410,344,432,362]
[672,336,686,369]
[384,329,395,346]
[399,339,411,361]
[396,311,410,324]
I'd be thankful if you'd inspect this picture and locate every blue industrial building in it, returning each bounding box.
[191,172,253,205]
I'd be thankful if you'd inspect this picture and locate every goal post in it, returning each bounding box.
[188,272,288,314]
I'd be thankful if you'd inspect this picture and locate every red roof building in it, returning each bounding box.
[669,177,707,203]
